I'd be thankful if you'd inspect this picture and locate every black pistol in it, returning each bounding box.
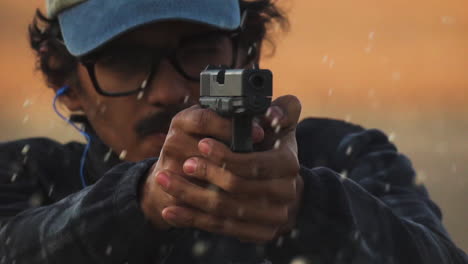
[199,66,272,153]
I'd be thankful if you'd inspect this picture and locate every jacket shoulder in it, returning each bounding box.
[0,137,83,161]
[296,117,364,169]
[0,137,84,193]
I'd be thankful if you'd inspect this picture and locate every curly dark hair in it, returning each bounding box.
[29,0,289,89]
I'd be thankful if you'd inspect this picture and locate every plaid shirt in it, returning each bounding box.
[0,118,466,263]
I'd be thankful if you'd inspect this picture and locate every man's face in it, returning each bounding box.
[71,21,248,161]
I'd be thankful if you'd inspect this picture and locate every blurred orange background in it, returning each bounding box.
[1,0,467,251]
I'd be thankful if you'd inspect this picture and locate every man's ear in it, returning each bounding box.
[51,85,83,111]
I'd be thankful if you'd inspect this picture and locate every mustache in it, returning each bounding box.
[135,104,191,137]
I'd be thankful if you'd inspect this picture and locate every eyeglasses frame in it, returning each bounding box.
[79,29,242,97]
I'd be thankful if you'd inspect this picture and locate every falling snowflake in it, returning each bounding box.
[103,148,113,162]
[105,245,113,256]
[29,192,44,207]
[322,55,328,64]
[345,114,352,122]
[346,146,353,156]
[119,150,127,160]
[137,91,144,100]
[48,184,55,197]
[290,228,299,239]
[440,16,456,25]
[384,183,391,193]
[10,173,18,183]
[274,125,281,134]
[271,117,279,128]
[339,171,348,182]
[274,139,281,149]
[192,240,209,257]
[22,115,30,124]
[21,145,30,155]
[184,95,190,104]
[391,72,401,81]
[290,256,310,264]
[23,99,32,108]
[276,236,284,247]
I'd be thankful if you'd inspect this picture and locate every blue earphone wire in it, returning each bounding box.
[53,85,90,188]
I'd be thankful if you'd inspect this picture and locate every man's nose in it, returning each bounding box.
[144,60,190,106]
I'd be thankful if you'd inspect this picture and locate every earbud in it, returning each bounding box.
[52,84,90,189]
[56,85,70,96]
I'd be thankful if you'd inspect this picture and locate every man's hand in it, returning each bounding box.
[139,105,264,230]
[152,95,304,242]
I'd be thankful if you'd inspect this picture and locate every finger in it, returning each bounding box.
[266,95,302,131]
[160,129,201,172]
[171,105,265,145]
[162,206,278,243]
[183,157,297,202]
[198,138,300,180]
[171,105,232,143]
[156,170,288,225]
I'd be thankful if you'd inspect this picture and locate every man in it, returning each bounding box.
[0,0,466,263]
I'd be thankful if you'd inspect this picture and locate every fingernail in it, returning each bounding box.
[156,172,170,189]
[163,208,178,221]
[184,158,197,174]
[199,140,212,155]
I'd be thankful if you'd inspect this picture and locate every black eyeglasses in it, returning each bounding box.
[80,30,240,97]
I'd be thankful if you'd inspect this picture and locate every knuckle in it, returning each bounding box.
[284,152,300,178]
[207,218,227,233]
[283,179,297,202]
[207,195,224,212]
[224,174,242,192]
[171,109,187,128]
[193,109,212,132]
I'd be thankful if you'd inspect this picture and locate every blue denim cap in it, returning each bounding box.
[57,0,241,56]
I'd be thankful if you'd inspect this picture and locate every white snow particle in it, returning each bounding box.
[290,228,299,239]
[290,256,310,264]
[346,146,353,156]
[274,139,281,149]
[21,145,30,155]
[137,91,144,100]
[441,16,456,25]
[192,240,209,257]
[105,245,113,256]
[276,236,284,247]
[119,150,127,160]
[23,115,30,124]
[10,173,18,183]
[23,99,32,108]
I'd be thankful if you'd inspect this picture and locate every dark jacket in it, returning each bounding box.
[0,118,466,263]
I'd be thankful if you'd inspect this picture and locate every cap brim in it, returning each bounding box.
[58,0,241,56]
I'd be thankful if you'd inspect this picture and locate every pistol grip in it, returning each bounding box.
[231,115,253,153]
